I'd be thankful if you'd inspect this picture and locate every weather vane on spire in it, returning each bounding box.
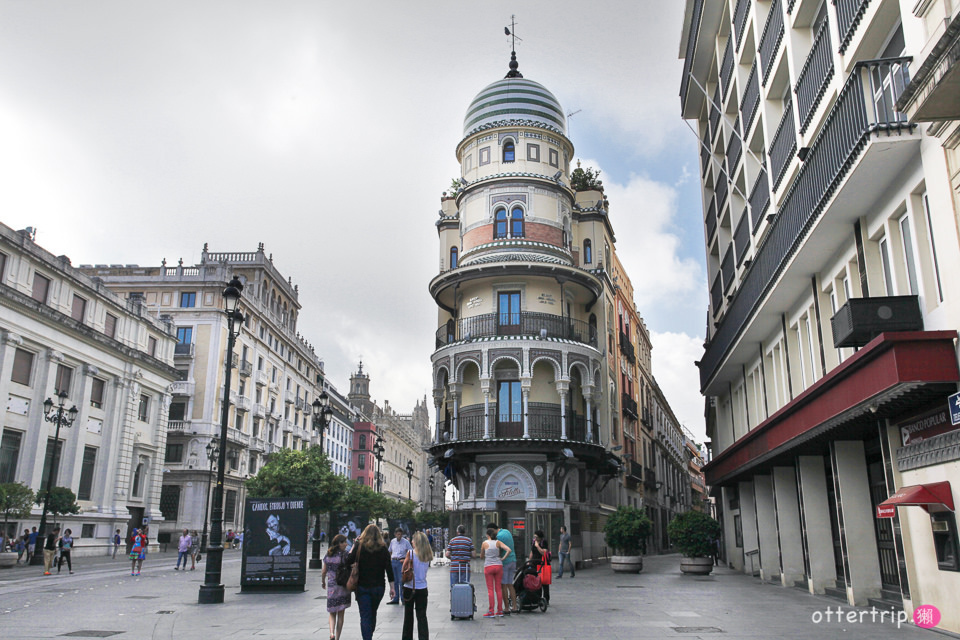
[504,15,523,78]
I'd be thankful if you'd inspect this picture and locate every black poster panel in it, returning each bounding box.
[387,519,414,539]
[240,497,308,592]
[329,511,368,553]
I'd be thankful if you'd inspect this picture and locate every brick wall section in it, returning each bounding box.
[462,222,564,253]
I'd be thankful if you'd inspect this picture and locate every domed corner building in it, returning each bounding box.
[427,52,626,563]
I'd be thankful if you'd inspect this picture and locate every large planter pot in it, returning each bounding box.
[0,552,18,569]
[680,556,714,575]
[611,555,643,573]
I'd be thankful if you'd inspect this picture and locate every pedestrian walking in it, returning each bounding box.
[321,534,351,640]
[42,527,60,575]
[401,531,433,640]
[487,521,518,613]
[387,528,412,605]
[112,529,121,559]
[129,527,147,576]
[27,527,39,564]
[480,527,510,617]
[445,524,475,586]
[15,534,26,563]
[557,525,575,578]
[174,529,192,570]
[57,529,74,574]
[347,523,395,640]
[529,530,550,605]
[189,531,199,569]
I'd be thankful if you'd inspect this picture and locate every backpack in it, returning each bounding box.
[335,551,352,587]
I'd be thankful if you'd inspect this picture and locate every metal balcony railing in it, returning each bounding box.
[749,168,771,232]
[619,333,636,364]
[174,343,195,357]
[679,0,704,111]
[698,57,913,389]
[796,19,835,133]
[705,196,718,245]
[734,209,751,267]
[716,169,729,212]
[711,271,723,315]
[239,360,253,377]
[733,0,751,50]
[758,0,784,85]
[835,0,871,54]
[435,312,598,349]
[721,246,735,293]
[741,63,761,135]
[709,85,722,140]
[628,459,643,481]
[621,393,638,419]
[700,126,711,174]
[720,39,734,101]
[645,468,658,490]
[727,117,742,175]
[769,98,797,190]
[442,403,597,443]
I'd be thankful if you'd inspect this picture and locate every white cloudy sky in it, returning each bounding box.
[0,1,708,442]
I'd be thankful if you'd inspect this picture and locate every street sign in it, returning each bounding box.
[877,504,896,519]
[949,391,960,426]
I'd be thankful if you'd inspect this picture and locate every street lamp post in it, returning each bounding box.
[199,275,245,605]
[200,441,219,554]
[405,460,414,501]
[373,435,385,493]
[309,391,333,570]
[428,476,434,512]
[32,391,78,566]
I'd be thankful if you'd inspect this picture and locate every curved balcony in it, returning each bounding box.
[435,312,598,349]
[435,403,599,444]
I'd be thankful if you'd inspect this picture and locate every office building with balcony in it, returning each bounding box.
[681,0,960,628]
[429,52,658,563]
[78,245,334,542]
[0,223,178,555]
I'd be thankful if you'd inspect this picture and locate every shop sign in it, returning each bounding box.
[511,518,526,531]
[949,391,960,426]
[877,504,897,519]
[900,406,957,446]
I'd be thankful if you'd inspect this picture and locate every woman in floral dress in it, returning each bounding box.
[321,534,351,640]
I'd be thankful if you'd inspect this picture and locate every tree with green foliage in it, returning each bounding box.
[246,446,342,515]
[667,511,722,558]
[570,165,603,192]
[604,505,653,555]
[1,482,35,542]
[35,487,80,527]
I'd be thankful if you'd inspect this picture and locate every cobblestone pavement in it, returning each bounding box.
[0,549,947,639]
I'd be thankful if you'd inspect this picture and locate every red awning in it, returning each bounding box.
[879,481,955,513]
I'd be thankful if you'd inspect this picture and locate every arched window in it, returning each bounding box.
[495,208,508,238]
[450,246,458,269]
[583,239,592,263]
[503,140,515,163]
[510,206,524,237]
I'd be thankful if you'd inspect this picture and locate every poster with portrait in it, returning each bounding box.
[387,518,414,540]
[329,511,369,553]
[240,497,308,592]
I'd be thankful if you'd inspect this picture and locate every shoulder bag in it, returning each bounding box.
[335,550,351,587]
[401,549,414,584]
[345,547,361,592]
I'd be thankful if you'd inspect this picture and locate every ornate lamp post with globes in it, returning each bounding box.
[199,441,219,554]
[405,460,414,501]
[31,391,78,565]
[198,275,245,605]
[428,475,434,512]
[308,390,333,569]
[373,435,385,493]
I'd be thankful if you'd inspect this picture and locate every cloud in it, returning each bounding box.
[650,331,706,444]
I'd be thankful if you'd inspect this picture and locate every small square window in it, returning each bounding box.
[32,273,51,303]
[11,349,34,386]
[55,364,73,396]
[104,313,118,338]
[527,144,540,162]
[479,147,491,166]
[81,524,96,538]
[90,378,105,409]
[165,443,184,463]
[549,148,559,167]
[180,292,197,308]
[71,295,87,323]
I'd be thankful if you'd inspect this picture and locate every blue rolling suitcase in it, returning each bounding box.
[450,563,475,620]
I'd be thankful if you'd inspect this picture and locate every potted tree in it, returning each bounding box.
[0,482,35,568]
[603,506,652,573]
[667,511,721,575]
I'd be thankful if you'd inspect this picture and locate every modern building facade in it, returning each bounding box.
[681,0,960,630]
[0,223,179,555]
[78,245,335,542]
[428,52,690,563]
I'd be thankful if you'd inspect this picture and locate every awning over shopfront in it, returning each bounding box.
[877,481,955,518]
[703,331,959,487]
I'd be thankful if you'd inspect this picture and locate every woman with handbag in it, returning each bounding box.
[529,530,551,605]
[401,531,433,640]
[346,524,395,640]
[321,534,351,640]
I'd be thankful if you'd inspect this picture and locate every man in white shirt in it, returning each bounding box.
[386,528,413,604]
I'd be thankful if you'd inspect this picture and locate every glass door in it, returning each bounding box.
[497,381,523,437]
[498,292,521,335]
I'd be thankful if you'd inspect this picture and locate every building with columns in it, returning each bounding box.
[78,245,337,542]
[681,0,960,630]
[428,51,690,563]
[0,223,178,555]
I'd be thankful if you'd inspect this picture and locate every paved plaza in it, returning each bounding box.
[0,550,946,639]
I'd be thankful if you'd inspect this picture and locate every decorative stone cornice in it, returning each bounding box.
[1,330,22,346]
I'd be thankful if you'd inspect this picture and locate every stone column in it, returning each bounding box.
[721,486,742,571]
[27,349,62,488]
[555,380,569,440]
[772,465,805,587]
[481,377,491,439]
[583,385,594,442]
[738,480,759,575]
[449,384,460,440]
[521,379,531,439]
[754,476,781,582]
[832,441,882,605]
[64,365,97,493]
[797,455,839,594]
[0,332,23,430]
[432,389,444,443]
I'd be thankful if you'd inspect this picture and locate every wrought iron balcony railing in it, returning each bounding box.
[796,19,835,133]
[444,403,598,443]
[711,271,723,315]
[716,169,729,212]
[621,393,638,419]
[741,63,761,135]
[619,333,636,364]
[733,0,751,50]
[727,116,742,175]
[680,0,704,111]
[835,0,870,54]
[758,0,784,85]
[749,168,771,232]
[720,38,734,101]
[436,312,598,349]
[721,245,735,294]
[705,195,718,245]
[709,85,722,140]
[734,208,751,267]
[769,97,797,190]
[698,57,913,389]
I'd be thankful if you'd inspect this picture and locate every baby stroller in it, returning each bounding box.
[513,561,548,612]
